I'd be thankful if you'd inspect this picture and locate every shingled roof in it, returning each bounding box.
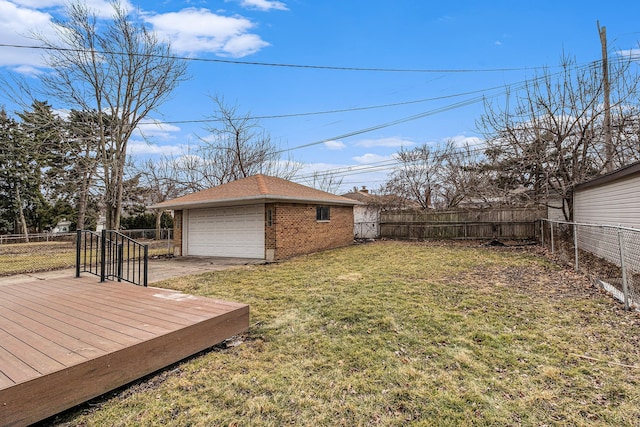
[150,175,360,210]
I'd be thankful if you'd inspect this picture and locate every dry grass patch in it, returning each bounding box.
[48,241,640,426]
[0,240,169,276]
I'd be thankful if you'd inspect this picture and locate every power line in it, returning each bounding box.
[0,43,556,73]
[139,85,516,125]
[142,58,611,133]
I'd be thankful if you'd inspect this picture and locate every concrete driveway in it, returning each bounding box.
[0,256,266,286]
[147,256,266,283]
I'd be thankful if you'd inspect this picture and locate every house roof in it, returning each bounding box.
[150,174,361,210]
[341,190,421,210]
[574,160,640,192]
[341,190,373,203]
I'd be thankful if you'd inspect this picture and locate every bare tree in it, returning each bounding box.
[304,170,344,193]
[384,143,452,209]
[135,157,185,238]
[189,95,299,188]
[36,1,188,229]
[478,55,640,220]
[439,141,494,208]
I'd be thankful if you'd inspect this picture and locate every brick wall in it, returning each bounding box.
[271,203,354,260]
[173,210,183,256]
[265,204,276,260]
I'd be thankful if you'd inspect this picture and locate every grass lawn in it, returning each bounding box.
[0,241,169,276]
[50,241,640,426]
[0,241,77,276]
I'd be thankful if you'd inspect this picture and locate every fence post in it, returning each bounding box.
[100,229,106,283]
[540,220,545,248]
[75,230,82,278]
[573,223,579,272]
[617,227,630,310]
[550,220,555,254]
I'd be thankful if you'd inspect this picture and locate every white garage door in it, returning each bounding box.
[186,204,265,258]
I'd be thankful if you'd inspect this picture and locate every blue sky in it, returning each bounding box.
[1,0,640,192]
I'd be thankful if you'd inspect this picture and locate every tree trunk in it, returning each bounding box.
[15,186,29,243]
[155,209,162,241]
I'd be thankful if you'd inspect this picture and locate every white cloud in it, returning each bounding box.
[355,136,415,148]
[0,0,135,71]
[8,64,43,76]
[135,120,181,140]
[1,1,272,73]
[324,140,346,150]
[240,0,288,11]
[447,134,483,147]
[128,140,187,156]
[494,40,503,46]
[617,48,640,59]
[142,8,269,57]
[10,0,132,18]
[52,108,69,119]
[352,153,394,164]
[222,33,269,57]
[0,1,56,68]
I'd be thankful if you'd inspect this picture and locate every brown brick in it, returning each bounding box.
[173,210,183,256]
[270,203,353,260]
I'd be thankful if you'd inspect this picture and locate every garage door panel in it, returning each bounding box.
[187,205,265,258]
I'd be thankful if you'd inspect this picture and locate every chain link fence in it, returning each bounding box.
[540,219,640,310]
[0,229,173,277]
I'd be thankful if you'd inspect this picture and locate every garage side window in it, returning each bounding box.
[316,206,330,221]
[266,208,273,226]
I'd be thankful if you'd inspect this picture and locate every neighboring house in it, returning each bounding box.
[341,187,421,239]
[341,187,380,239]
[545,194,567,222]
[573,161,640,229]
[52,218,72,233]
[150,175,360,261]
[96,215,106,232]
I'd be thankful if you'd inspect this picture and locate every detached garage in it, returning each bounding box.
[574,161,640,229]
[151,175,359,261]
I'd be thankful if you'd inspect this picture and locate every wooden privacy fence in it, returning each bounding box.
[380,207,545,240]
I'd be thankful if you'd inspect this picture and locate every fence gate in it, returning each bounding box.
[76,229,149,287]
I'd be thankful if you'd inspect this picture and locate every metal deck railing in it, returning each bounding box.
[76,229,148,287]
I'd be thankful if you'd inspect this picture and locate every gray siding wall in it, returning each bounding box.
[574,174,640,229]
[573,173,640,267]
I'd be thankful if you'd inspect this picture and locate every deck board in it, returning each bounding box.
[0,276,249,427]
[0,309,105,359]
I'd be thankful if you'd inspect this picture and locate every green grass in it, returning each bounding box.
[0,241,169,276]
[50,241,640,426]
[0,241,77,275]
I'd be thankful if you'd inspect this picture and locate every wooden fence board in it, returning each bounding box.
[380,208,545,240]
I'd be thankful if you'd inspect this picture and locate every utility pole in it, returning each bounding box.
[598,21,614,173]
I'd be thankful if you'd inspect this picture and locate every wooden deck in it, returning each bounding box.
[0,277,249,427]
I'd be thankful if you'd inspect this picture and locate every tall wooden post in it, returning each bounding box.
[598,21,614,173]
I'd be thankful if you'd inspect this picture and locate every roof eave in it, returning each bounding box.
[575,161,640,192]
[149,195,362,210]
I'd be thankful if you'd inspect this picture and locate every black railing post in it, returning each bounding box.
[75,229,82,278]
[117,243,123,282]
[100,229,107,282]
[143,244,149,287]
